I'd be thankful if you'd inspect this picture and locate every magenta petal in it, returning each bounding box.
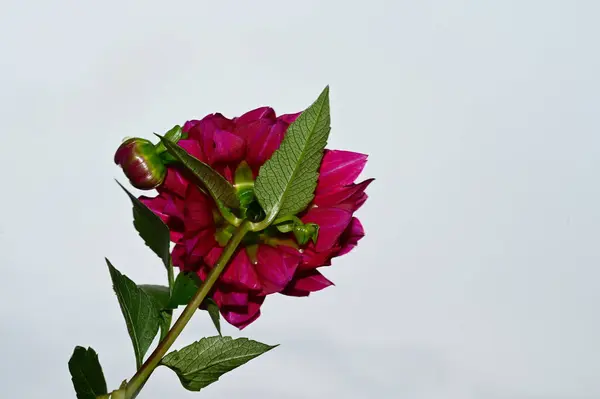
[139,194,185,241]
[182,119,200,132]
[185,229,217,266]
[278,112,301,125]
[213,289,249,308]
[139,195,169,219]
[221,250,262,291]
[222,295,265,329]
[302,207,352,252]
[234,107,276,125]
[159,168,188,198]
[170,231,184,243]
[338,217,365,256]
[204,246,222,269]
[299,243,339,269]
[171,243,187,269]
[217,164,235,184]
[233,117,270,143]
[282,270,334,297]
[314,178,374,210]
[186,113,234,141]
[210,129,246,164]
[245,119,286,168]
[317,150,368,191]
[177,139,206,162]
[337,192,369,212]
[254,245,300,295]
[184,186,214,233]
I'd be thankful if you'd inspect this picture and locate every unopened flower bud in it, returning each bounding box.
[114,138,166,190]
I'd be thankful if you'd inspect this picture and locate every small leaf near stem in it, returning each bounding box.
[167,272,202,309]
[124,221,252,399]
[68,346,108,399]
[205,299,222,336]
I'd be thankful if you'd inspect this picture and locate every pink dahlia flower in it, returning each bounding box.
[138,107,372,328]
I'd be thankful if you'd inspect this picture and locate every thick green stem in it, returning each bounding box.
[124,220,251,399]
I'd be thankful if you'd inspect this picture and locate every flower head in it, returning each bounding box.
[135,107,372,328]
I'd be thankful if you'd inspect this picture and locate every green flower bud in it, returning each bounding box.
[114,138,166,190]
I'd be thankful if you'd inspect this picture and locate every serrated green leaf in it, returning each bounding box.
[68,346,108,399]
[158,136,240,209]
[254,86,331,226]
[168,272,202,308]
[160,336,276,391]
[205,298,222,336]
[106,259,161,369]
[117,181,170,269]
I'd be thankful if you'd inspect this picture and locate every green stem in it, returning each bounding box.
[167,258,174,295]
[124,220,252,399]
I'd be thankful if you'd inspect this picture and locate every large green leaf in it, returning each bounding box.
[117,181,170,269]
[254,86,331,226]
[158,136,240,209]
[106,259,161,369]
[160,336,276,391]
[68,346,108,399]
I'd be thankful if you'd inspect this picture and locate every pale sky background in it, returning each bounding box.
[1,1,599,398]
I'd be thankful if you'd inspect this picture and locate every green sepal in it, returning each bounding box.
[234,161,255,209]
[274,216,319,245]
[293,222,319,245]
[155,125,184,154]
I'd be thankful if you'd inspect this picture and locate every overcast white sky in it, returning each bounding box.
[1,1,599,398]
